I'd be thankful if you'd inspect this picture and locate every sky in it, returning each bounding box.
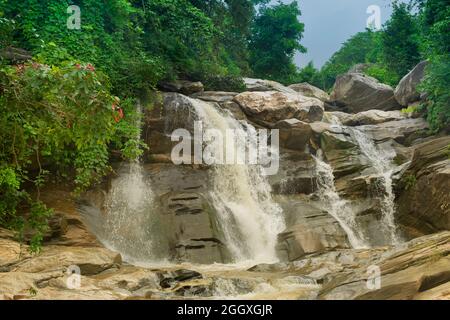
[276,0,396,68]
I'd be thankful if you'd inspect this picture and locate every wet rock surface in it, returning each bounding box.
[1,222,447,300]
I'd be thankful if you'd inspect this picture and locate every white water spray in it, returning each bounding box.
[313,151,368,249]
[99,105,167,263]
[350,129,402,245]
[187,98,285,263]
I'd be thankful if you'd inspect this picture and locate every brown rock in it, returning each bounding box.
[234,91,324,123]
[289,83,330,101]
[396,136,450,235]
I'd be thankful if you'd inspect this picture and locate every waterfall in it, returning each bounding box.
[313,151,368,249]
[95,104,167,263]
[186,98,285,263]
[324,113,402,245]
[350,129,402,245]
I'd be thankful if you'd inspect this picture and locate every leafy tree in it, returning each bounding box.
[417,0,450,132]
[0,62,144,250]
[318,30,381,90]
[381,2,422,78]
[249,1,306,83]
[293,61,321,87]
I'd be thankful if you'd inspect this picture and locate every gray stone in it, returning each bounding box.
[394,61,428,106]
[330,73,401,113]
[288,83,330,101]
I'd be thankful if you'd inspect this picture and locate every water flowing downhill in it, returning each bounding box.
[325,114,402,245]
[350,129,402,245]
[313,151,368,249]
[188,98,286,263]
[86,104,168,264]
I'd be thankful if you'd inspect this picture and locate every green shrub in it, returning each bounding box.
[365,64,400,87]
[0,61,142,250]
[201,74,246,92]
[404,174,417,190]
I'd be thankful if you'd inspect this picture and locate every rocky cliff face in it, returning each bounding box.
[1,62,448,300]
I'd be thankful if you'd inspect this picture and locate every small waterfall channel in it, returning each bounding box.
[317,114,402,246]
[350,129,402,244]
[313,150,369,248]
[83,104,168,264]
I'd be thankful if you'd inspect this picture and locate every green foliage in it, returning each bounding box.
[318,30,381,90]
[420,54,450,132]
[381,2,421,79]
[0,62,142,249]
[365,64,400,87]
[249,1,306,83]
[416,0,450,132]
[0,0,269,92]
[202,74,246,92]
[293,61,321,87]
[0,15,15,48]
[404,174,417,190]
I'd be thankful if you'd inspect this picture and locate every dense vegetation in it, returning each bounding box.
[305,0,449,132]
[0,0,448,250]
[0,0,307,250]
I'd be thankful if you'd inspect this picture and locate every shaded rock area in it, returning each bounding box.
[243,77,295,93]
[276,197,350,261]
[158,80,204,95]
[396,136,450,236]
[78,163,231,265]
[0,47,32,63]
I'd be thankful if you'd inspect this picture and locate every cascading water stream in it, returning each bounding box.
[350,129,402,245]
[88,104,168,264]
[186,98,285,263]
[313,151,368,249]
[325,113,402,245]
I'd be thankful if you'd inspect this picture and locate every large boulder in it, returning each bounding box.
[274,119,313,151]
[394,61,428,106]
[3,244,122,275]
[242,77,295,93]
[288,83,330,101]
[330,73,401,113]
[396,136,450,235]
[191,91,238,103]
[159,80,204,95]
[275,195,350,261]
[326,110,408,126]
[320,130,370,178]
[358,118,430,144]
[277,223,349,261]
[160,191,230,264]
[234,91,324,123]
